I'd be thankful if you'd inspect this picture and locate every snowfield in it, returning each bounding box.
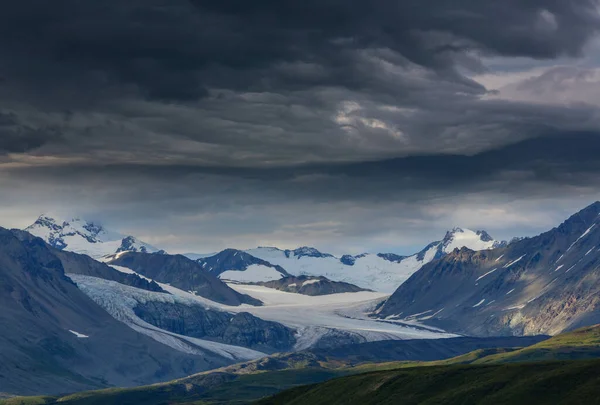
[245,228,498,293]
[245,247,439,293]
[226,284,456,350]
[70,266,456,359]
[68,274,266,362]
[219,264,284,282]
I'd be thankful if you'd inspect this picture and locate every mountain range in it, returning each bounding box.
[8,203,600,399]
[24,215,506,293]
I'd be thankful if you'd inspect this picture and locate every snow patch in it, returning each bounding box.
[69,330,89,338]
[503,255,526,268]
[472,299,486,308]
[476,268,497,281]
[219,265,284,282]
[567,224,596,252]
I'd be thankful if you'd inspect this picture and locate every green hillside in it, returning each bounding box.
[258,359,600,405]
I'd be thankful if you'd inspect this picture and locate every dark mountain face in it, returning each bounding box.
[108,252,262,306]
[378,202,600,337]
[0,228,229,396]
[197,249,289,278]
[257,276,369,296]
[134,302,296,353]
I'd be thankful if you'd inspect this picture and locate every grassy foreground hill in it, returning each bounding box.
[3,326,600,405]
[258,360,600,405]
[259,325,600,405]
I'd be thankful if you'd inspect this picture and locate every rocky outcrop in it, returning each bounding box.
[257,276,369,296]
[133,301,296,353]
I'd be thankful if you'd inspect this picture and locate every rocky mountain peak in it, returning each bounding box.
[24,215,157,258]
[284,246,334,259]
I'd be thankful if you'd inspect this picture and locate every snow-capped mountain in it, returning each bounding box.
[377,201,600,337]
[245,228,502,293]
[194,249,290,283]
[25,215,158,259]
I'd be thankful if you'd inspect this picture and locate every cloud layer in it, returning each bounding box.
[1,0,600,253]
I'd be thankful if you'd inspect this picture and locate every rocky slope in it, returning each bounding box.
[0,228,232,396]
[134,301,296,353]
[107,251,262,306]
[378,202,600,337]
[257,275,369,296]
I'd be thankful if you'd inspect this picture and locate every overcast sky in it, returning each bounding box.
[2,1,600,255]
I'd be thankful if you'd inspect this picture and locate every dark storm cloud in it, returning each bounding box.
[1,0,600,252]
[0,1,598,166]
[1,0,598,100]
[0,110,61,154]
[3,131,600,253]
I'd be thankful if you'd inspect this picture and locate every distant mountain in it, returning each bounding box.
[0,227,234,396]
[25,215,157,259]
[107,251,262,306]
[377,201,600,337]
[195,249,290,282]
[245,228,502,292]
[256,276,369,296]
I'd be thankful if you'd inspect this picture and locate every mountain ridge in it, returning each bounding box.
[377,201,600,337]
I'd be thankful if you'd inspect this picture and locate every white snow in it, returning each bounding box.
[225,284,456,349]
[25,216,157,259]
[566,265,576,273]
[418,308,445,321]
[287,283,297,288]
[472,299,486,308]
[246,247,433,293]
[219,265,285,282]
[67,275,265,361]
[504,304,525,310]
[476,268,497,281]
[69,330,89,338]
[68,272,455,357]
[302,279,321,286]
[567,224,596,252]
[503,255,526,268]
[555,265,564,272]
[442,228,496,252]
[586,247,595,256]
[495,254,504,262]
[506,289,515,295]
[245,229,496,293]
